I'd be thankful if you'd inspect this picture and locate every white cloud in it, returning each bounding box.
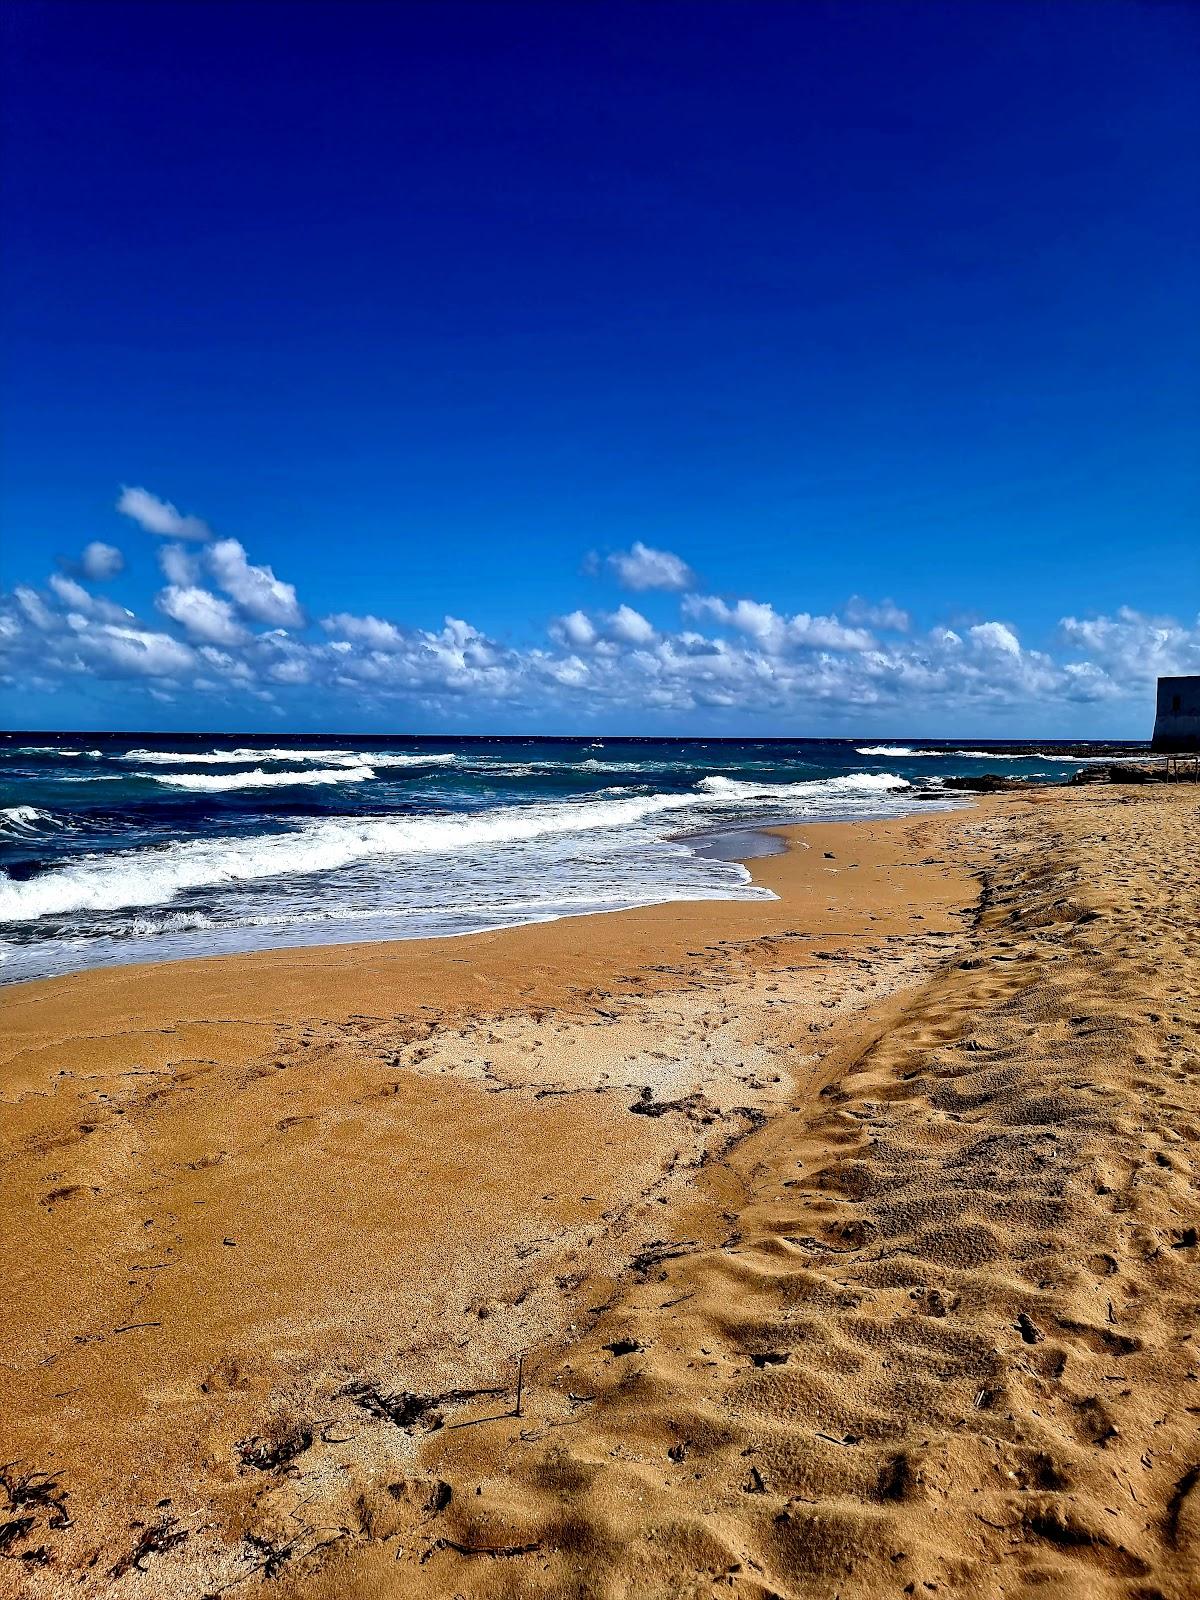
[608,542,695,592]
[548,654,590,687]
[845,595,910,632]
[685,595,778,643]
[267,656,311,685]
[49,574,97,611]
[789,613,874,651]
[606,604,656,645]
[48,573,130,623]
[683,594,873,652]
[156,585,249,646]
[552,609,598,649]
[159,542,200,587]
[969,621,1022,657]
[322,614,519,703]
[6,512,1200,732]
[198,645,253,681]
[81,541,124,580]
[84,624,196,678]
[207,538,304,627]
[1060,607,1200,684]
[15,587,54,630]
[117,486,211,541]
[320,611,404,650]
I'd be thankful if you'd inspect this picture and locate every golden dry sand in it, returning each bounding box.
[2,789,1198,1599]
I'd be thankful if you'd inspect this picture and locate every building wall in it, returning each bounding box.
[1152,675,1200,751]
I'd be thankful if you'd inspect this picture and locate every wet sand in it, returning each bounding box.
[2,788,1198,1598]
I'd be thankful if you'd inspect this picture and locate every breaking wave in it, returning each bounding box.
[124,747,362,766]
[123,747,457,769]
[1036,752,1150,764]
[359,752,457,768]
[1,805,57,835]
[0,744,977,983]
[0,791,712,924]
[148,763,377,792]
[855,746,1148,764]
[698,772,909,800]
[856,746,1034,760]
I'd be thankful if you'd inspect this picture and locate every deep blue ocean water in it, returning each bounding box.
[0,733,1147,984]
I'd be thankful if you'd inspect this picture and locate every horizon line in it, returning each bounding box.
[0,728,1153,746]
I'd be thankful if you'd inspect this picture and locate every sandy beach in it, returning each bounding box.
[2,785,1198,1598]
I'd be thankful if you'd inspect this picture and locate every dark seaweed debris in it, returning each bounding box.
[109,1516,189,1579]
[236,1425,313,1472]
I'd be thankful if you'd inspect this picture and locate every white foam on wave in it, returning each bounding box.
[127,909,218,936]
[857,745,1030,762]
[123,747,458,769]
[577,757,711,774]
[0,791,712,924]
[949,750,1026,760]
[358,752,457,768]
[124,747,361,766]
[855,746,1017,758]
[698,772,909,800]
[149,763,376,792]
[1,805,54,834]
[944,749,1145,763]
[462,761,547,778]
[462,758,611,778]
[857,745,1146,764]
[1036,752,1148,764]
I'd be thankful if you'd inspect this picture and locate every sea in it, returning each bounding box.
[0,733,1148,985]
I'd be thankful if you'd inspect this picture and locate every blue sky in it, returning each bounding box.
[2,0,1197,735]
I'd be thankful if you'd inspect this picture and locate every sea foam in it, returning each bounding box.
[0,790,711,923]
[698,772,909,800]
[124,747,361,766]
[149,763,376,792]
[122,747,456,769]
[1,805,55,834]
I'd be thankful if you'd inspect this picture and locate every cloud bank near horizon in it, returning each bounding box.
[2,491,1197,730]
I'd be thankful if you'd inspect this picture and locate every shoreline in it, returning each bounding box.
[0,797,961,991]
[4,786,1198,1597]
[3,738,1169,994]
[0,803,972,1016]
